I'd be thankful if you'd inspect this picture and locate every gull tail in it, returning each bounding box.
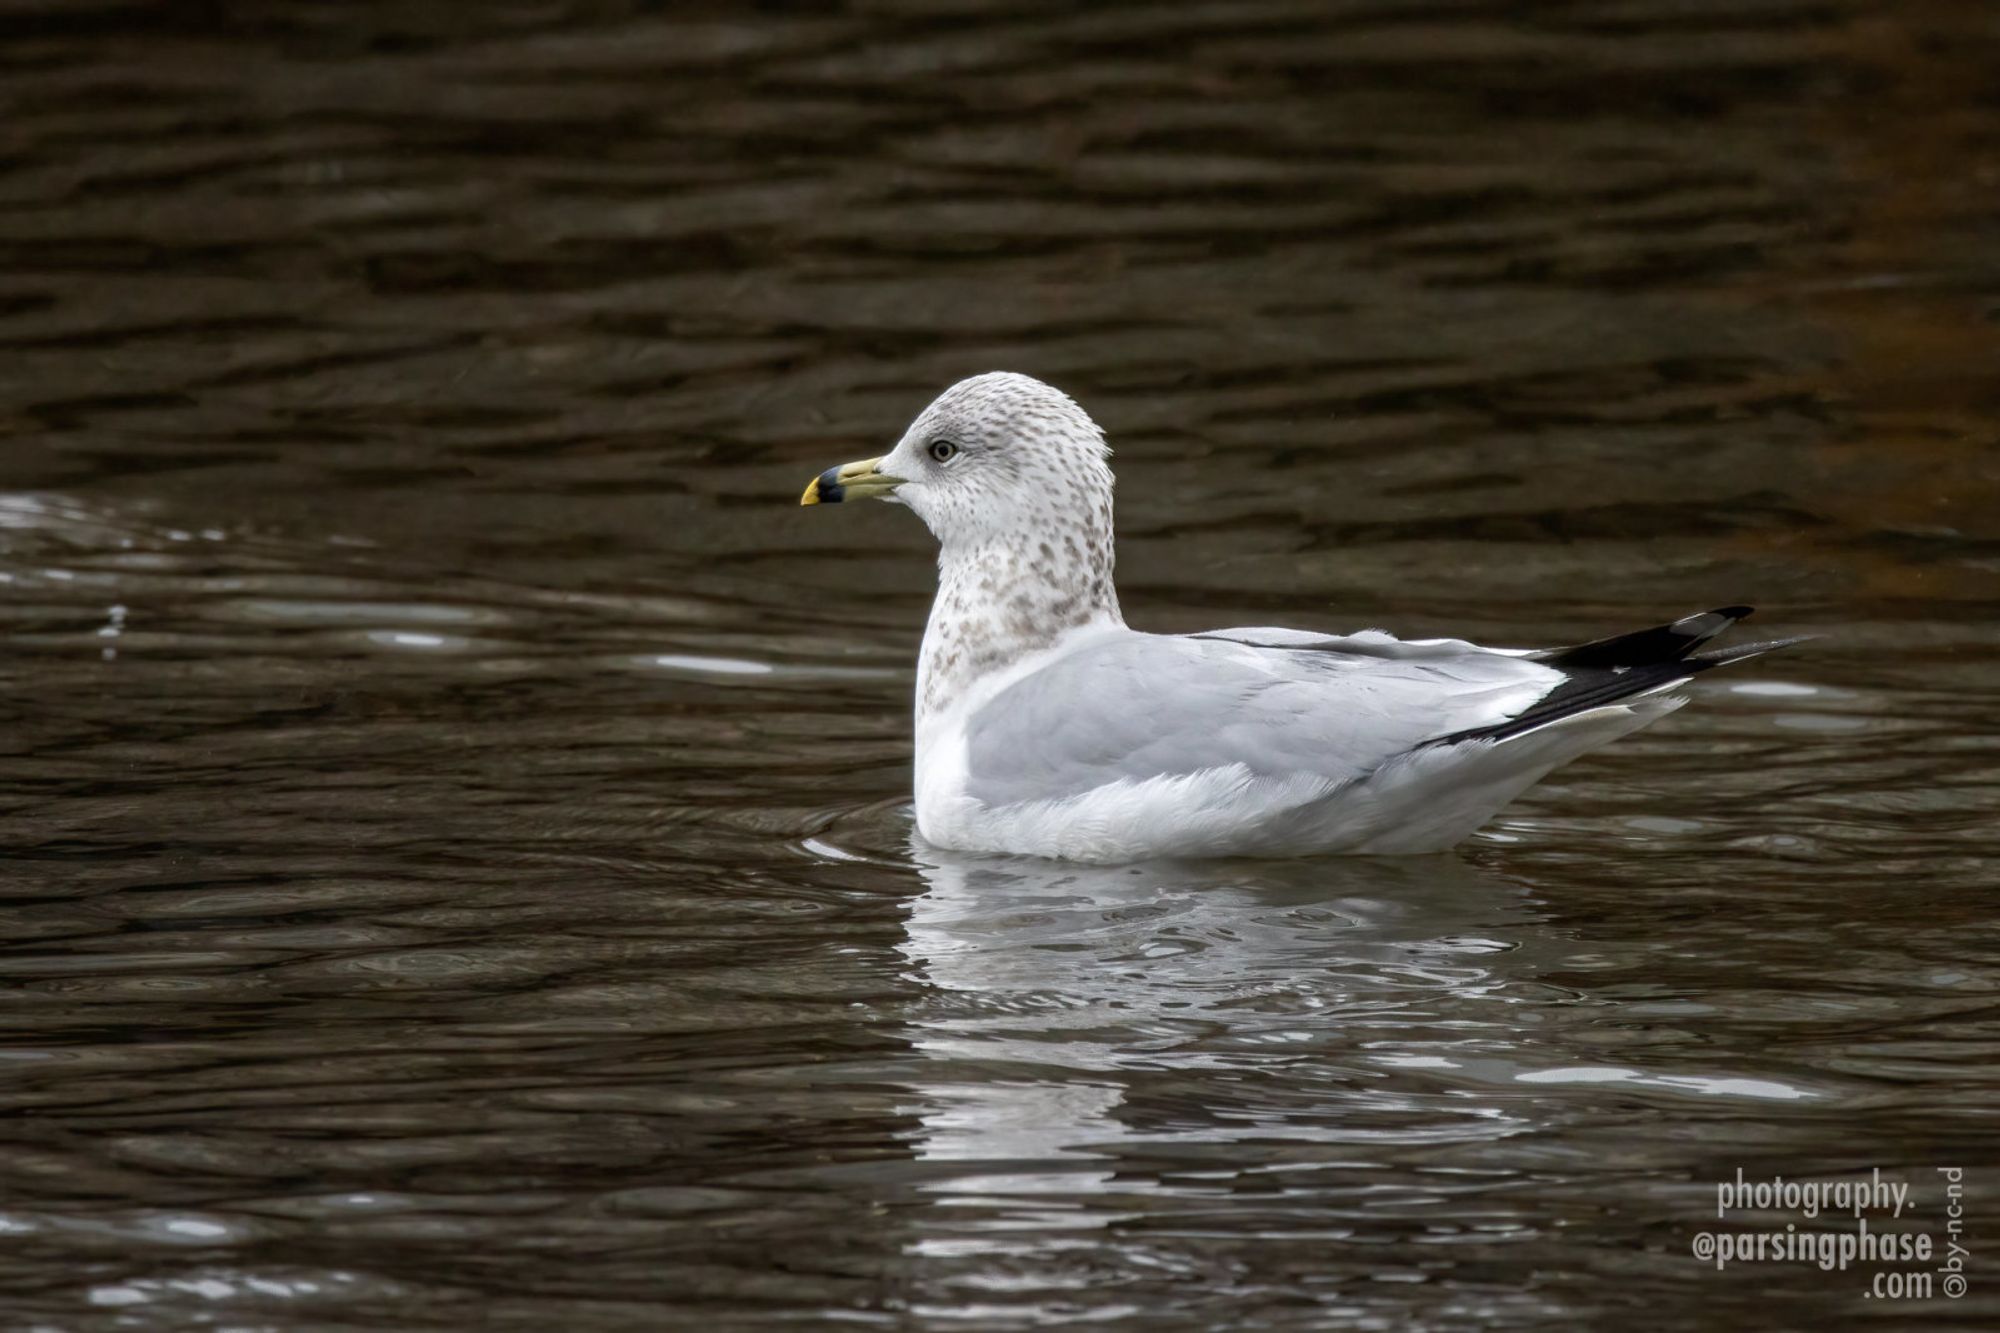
[1431,606,1811,747]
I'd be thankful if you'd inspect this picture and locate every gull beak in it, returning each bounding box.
[800,455,904,505]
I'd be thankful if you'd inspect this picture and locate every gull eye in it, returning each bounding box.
[928,439,958,463]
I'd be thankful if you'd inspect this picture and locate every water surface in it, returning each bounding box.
[1,2,1997,1328]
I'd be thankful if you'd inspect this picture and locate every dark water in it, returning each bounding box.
[2,2,1997,1328]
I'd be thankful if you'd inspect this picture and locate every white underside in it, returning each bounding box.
[915,686,1687,864]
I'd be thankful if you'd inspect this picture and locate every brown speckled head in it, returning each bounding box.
[878,373,1125,716]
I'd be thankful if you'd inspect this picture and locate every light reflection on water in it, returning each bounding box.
[1,1,1997,1328]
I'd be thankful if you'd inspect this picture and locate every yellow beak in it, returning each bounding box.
[800,455,904,505]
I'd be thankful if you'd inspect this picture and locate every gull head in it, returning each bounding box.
[800,372,1114,551]
[801,372,1126,708]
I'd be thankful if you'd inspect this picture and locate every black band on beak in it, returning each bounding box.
[813,465,846,504]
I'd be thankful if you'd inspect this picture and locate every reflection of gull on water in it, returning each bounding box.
[894,847,1547,1211]
[889,842,1822,1243]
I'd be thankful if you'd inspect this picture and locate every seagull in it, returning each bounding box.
[801,372,1803,862]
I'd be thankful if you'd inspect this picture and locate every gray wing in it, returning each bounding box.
[961,628,1560,808]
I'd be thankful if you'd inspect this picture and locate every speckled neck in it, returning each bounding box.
[918,529,1123,719]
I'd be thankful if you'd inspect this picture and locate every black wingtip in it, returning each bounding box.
[1433,609,1808,748]
[1537,604,1756,670]
[1688,633,1818,668]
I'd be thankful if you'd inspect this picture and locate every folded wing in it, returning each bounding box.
[960,628,1559,808]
